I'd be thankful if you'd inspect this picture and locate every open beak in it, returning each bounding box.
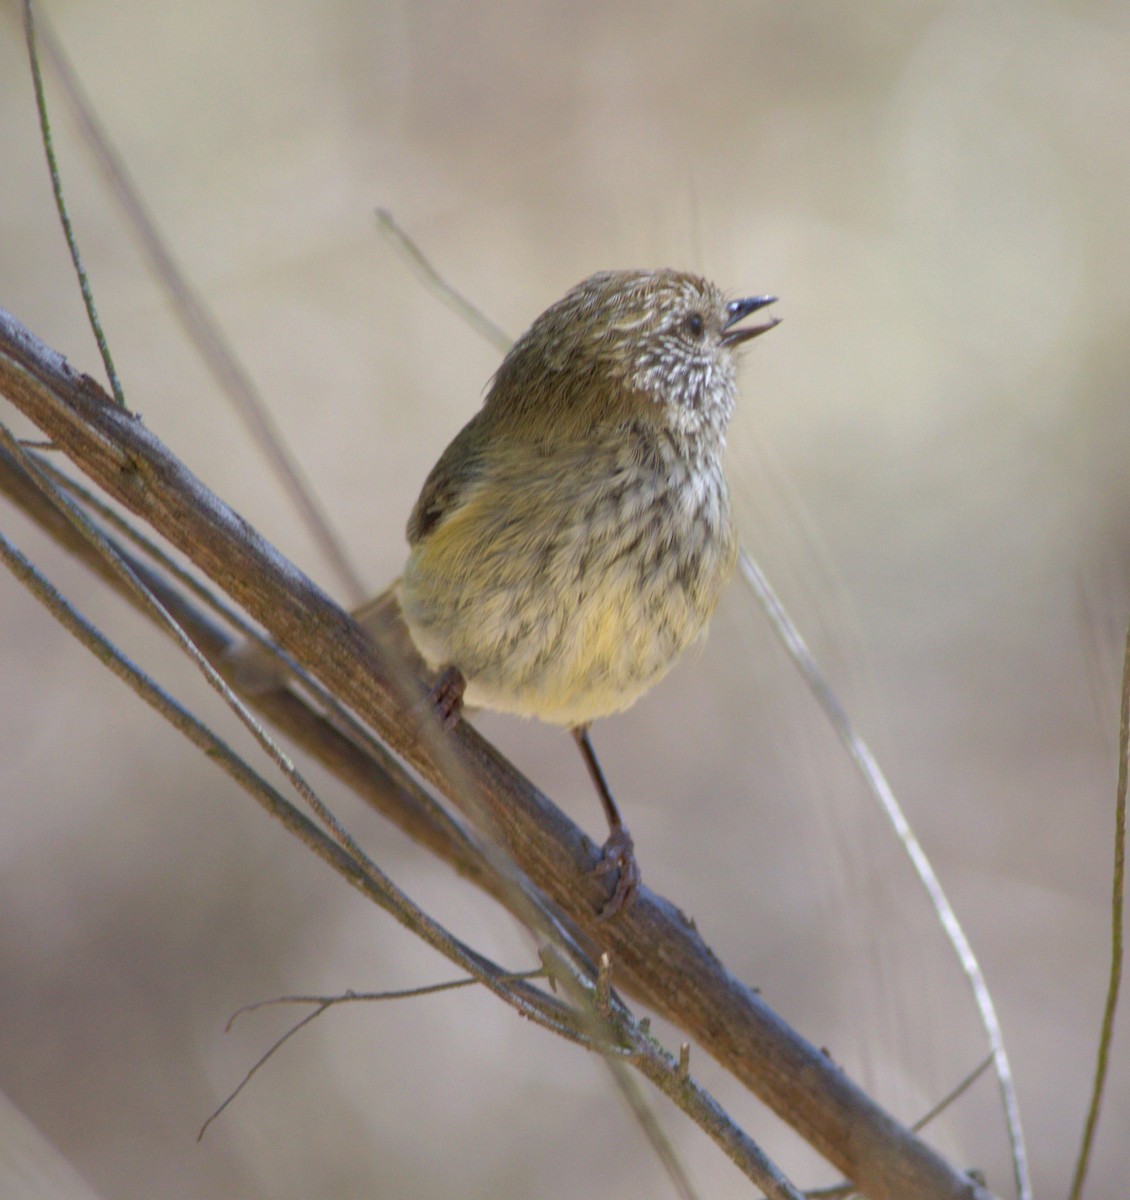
[720,295,779,346]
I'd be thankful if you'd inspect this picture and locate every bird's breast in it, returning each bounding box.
[400,441,736,725]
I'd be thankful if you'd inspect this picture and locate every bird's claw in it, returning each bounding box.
[590,825,640,921]
[428,666,466,730]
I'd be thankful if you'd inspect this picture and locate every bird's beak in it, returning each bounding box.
[721,295,780,346]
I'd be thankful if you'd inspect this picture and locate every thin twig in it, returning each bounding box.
[22,0,123,405]
[912,1054,996,1134]
[374,209,513,353]
[539,946,805,1200]
[738,547,1030,1200]
[806,1055,995,1200]
[625,1035,803,1200]
[226,971,547,1030]
[203,970,546,1141]
[30,7,366,602]
[1068,619,1128,1200]
[36,455,265,639]
[601,1058,703,1200]
[199,998,333,1142]
[3,428,368,874]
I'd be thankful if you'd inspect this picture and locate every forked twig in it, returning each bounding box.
[202,971,546,1142]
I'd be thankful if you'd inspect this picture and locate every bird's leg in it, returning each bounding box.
[571,725,640,920]
[429,666,466,730]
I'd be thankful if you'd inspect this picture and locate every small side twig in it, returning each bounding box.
[202,970,546,1141]
[912,1055,996,1135]
[374,208,513,354]
[23,0,123,406]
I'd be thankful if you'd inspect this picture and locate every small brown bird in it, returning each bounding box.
[230,269,777,915]
[380,269,779,916]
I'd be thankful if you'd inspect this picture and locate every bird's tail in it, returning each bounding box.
[222,581,421,695]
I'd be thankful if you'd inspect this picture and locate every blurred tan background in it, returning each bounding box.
[2,1,1129,1196]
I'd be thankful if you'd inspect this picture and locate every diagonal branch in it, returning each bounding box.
[1,430,802,1197]
[0,305,996,1200]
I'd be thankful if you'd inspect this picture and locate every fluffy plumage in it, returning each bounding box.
[398,269,776,726]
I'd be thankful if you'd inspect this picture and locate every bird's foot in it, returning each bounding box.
[590,824,640,921]
[428,666,466,730]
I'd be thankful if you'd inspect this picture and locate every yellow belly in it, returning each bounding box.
[400,450,736,727]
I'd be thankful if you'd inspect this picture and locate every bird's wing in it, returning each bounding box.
[405,411,488,546]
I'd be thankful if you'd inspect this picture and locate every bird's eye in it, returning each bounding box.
[684,312,705,338]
